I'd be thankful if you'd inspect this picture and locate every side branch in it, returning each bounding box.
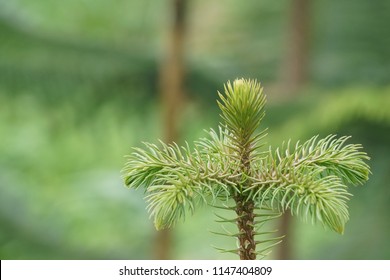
[122,140,236,229]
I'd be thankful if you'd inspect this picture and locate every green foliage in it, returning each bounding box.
[217,79,266,145]
[1,0,388,259]
[123,140,234,230]
[123,78,370,259]
[250,135,369,234]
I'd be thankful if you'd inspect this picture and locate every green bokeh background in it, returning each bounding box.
[0,0,389,259]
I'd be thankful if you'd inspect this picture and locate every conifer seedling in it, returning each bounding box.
[122,79,370,260]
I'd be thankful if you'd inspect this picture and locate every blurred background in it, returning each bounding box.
[0,0,389,260]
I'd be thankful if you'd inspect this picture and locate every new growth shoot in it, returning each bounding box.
[122,79,370,260]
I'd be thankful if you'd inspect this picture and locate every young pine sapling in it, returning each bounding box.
[122,79,370,260]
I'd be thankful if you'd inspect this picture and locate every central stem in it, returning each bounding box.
[234,138,256,260]
[235,195,256,260]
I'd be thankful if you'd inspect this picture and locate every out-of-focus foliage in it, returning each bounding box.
[0,0,389,259]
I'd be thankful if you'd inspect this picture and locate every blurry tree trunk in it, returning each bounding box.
[278,0,311,260]
[280,0,310,95]
[155,0,187,259]
[279,212,293,260]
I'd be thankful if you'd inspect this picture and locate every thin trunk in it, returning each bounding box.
[155,0,187,260]
[235,196,256,260]
[279,212,292,259]
[160,0,186,144]
[235,137,256,259]
[154,228,172,260]
[278,0,311,259]
[280,0,310,94]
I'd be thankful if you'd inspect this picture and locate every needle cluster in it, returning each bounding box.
[122,78,370,259]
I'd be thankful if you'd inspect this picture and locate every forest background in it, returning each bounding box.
[0,0,389,259]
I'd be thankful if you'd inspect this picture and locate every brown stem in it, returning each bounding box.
[278,212,293,259]
[235,196,256,260]
[280,0,310,95]
[155,0,187,260]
